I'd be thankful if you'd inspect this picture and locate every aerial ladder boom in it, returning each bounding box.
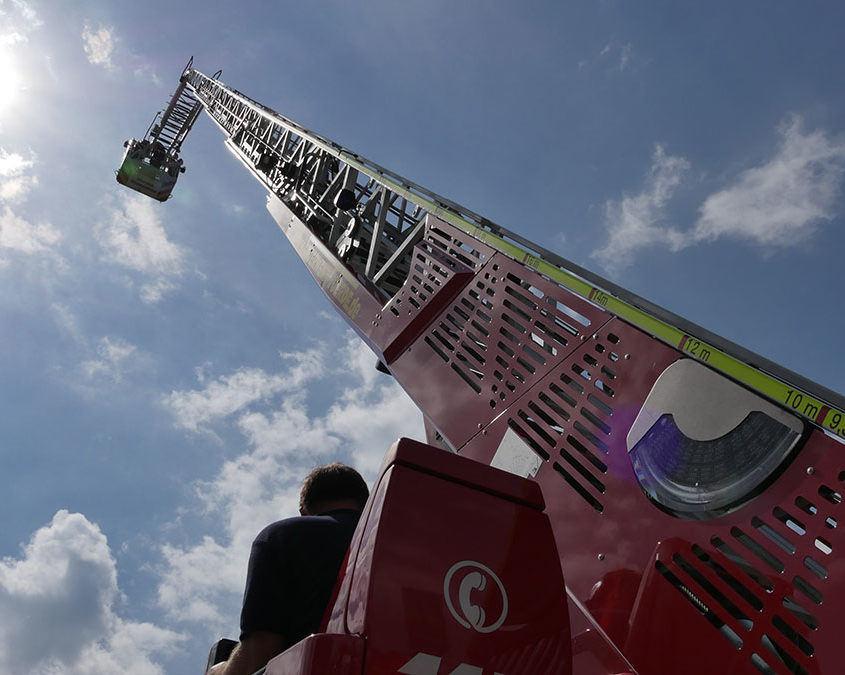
[122,61,845,675]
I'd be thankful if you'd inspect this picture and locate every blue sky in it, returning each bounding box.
[1,1,844,672]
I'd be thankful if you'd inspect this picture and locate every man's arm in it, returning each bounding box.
[207,631,286,675]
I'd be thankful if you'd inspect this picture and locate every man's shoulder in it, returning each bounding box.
[255,510,360,546]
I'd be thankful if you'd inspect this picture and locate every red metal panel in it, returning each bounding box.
[567,593,636,675]
[370,243,475,364]
[264,633,364,675]
[328,438,572,675]
[458,315,841,674]
[388,247,611,450]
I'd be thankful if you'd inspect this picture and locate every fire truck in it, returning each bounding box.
[119,59,845,675]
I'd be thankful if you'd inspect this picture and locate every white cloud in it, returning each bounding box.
[591,145,689,271]
[51,303,83,342]
[600,40,634,72]
[156,334,424,631]
[133,64,162,87]
[81,336,140,382]
[0,173,37,201]
[2,1,41,27]
[0,0,41,37]
[0,29,25,46]
[0,205,60,254]
[591,117,845,271]
[163,349,325,433]
[691,117,845,247]
[97,194,187,303]
[0,510,183,674]
[0,147,32,176]
[82,23,116,69]
[139,277,176,304]
[0,148,37,202]
[0,148,62,267]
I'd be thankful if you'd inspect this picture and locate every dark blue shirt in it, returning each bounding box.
[239,509,360,647]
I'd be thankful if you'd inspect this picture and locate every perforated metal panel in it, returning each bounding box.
[392,244,840,675]
[453,313,840,675]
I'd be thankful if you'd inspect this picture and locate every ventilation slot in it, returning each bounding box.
[502,298,532,323]
[773,506,806,536]
[581,407,611,435]
[552,461,603,513]
[446,311,467,333]
[731,526,785,574]
[549,382,577,409]
[762,633,809,675]
[752,516,796,555]
[426,225,487,270]
[818,484,841,504]
[782,596,819,631]
[814,536,832,555]
[793,576,822,605]
[544,294,591,328]
[587,392,613,416]
[558,447,605,495]
[451,362,481,393]
[803,556,827,580]
[460,340,486,366]
[672,553,754,632]
[528,400,562,434]
[567,434,607,473]
[772,615,814,657]
[595,378,615,397]
[516,409,556,448]
[574,420,609,455]
[424,336,449,362]
[655,560,742,648]
[751,653,775,674]
[538,391,570,425]
[691,544,763,612]
[710,536,774,593]
[794,496,817,516]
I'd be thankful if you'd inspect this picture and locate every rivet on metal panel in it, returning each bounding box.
[807,467,816,475]
[597,553,605,561]
[624,354,631,360]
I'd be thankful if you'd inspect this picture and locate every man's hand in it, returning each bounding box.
[205,632,286,675]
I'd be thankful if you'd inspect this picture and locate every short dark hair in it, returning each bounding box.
[299,463,369,514]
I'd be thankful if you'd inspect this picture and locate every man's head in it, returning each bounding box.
[299,463,369,516]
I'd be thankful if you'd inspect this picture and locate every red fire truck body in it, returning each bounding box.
[124,62,844,675]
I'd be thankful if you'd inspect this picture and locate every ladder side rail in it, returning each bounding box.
[347,148,845,429]
[183,68,845,434]
[185,71,426,296]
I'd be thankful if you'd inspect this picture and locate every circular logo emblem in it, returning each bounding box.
[443,560,508,633]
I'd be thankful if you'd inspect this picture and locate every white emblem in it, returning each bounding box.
[443,560,508,633]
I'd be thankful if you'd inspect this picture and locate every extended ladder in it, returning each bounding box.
[181,64,845,438]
